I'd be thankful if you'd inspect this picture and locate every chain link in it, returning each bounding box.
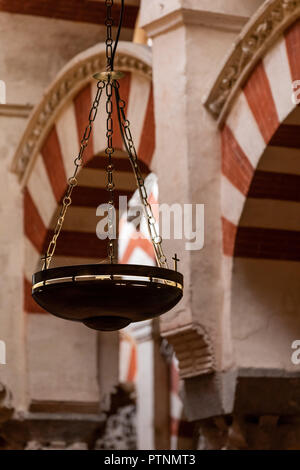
[114,82,169,269]
[42,0,169,271]
[105,0,114,71]
[43,1,116,269]
[105,1,116,264]
[42,81,105,269]
[105,76,116,263]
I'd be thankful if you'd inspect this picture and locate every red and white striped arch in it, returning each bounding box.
[23,54,155,313]
[221,20,300,261]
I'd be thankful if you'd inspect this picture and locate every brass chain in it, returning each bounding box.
[105,76,116,263]
[114,82,169,269]
[104,0,116,262]
[105,0,114,72]
[42,0,169,271]
[42,80,105,270]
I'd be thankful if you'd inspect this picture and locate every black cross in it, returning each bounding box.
[172,253,180,271]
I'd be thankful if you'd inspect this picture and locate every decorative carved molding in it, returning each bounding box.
[25,440,88,450]
[162,324,215,379]
[0,103,33,118]
[11,42,152,186]
[204,0,300,125]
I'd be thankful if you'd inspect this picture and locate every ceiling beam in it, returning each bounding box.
[0,0,139,28]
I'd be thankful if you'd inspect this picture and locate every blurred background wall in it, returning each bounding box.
[0,0,300,450]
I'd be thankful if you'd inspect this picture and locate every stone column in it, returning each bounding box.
[140,0,262,421]
[131,320,170,450]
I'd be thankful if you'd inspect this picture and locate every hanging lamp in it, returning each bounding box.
[32,0,183,331]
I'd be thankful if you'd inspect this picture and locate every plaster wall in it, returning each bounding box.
[232,258,300,371]
[0,12,132,106]
[0,11,133,411]
[0,114,26,409]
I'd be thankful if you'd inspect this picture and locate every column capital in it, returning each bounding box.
[140,0,263,37]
